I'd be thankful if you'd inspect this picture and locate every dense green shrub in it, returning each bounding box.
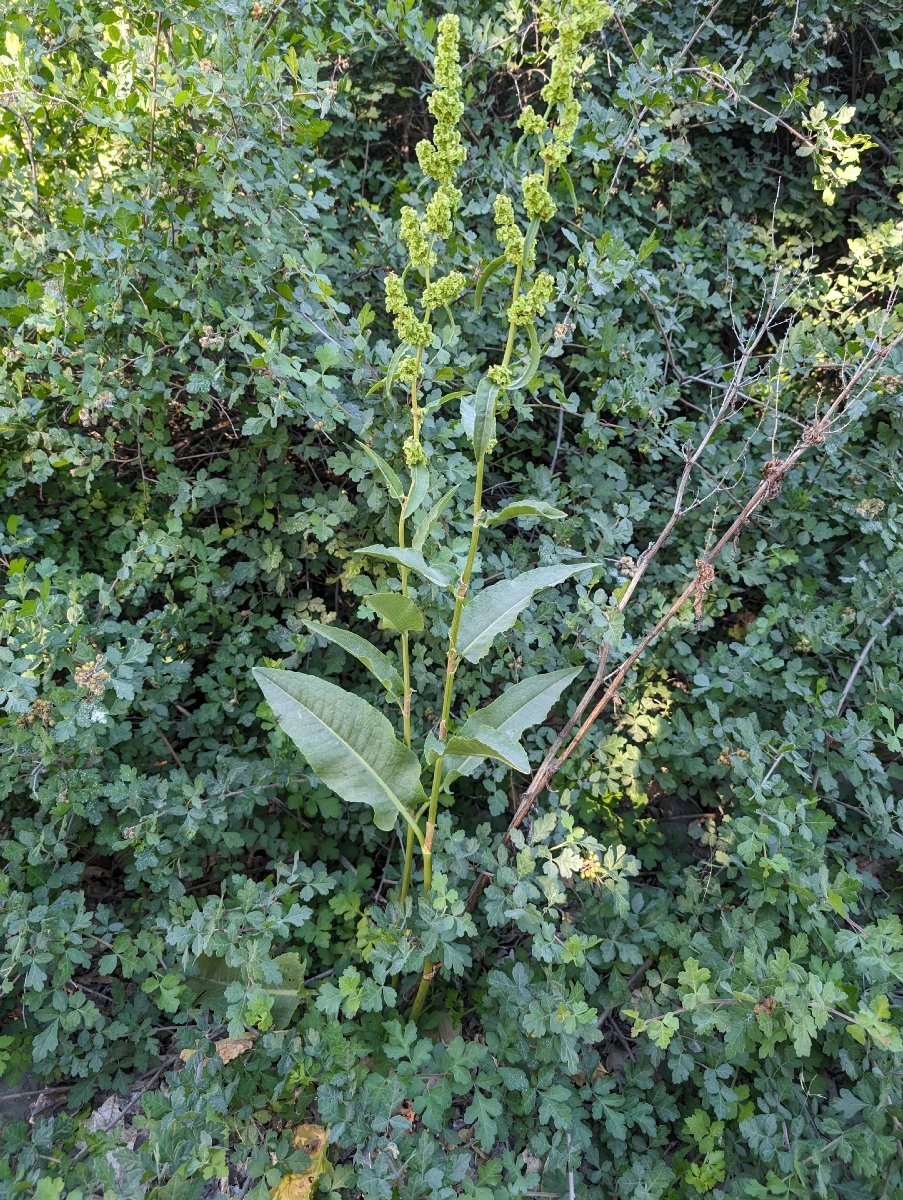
[1,0,902,1197]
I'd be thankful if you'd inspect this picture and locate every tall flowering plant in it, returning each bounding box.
[254,3,612,1018]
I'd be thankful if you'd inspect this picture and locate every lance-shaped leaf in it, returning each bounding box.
[412,485,458,551]
[485,500,567,525]
[443,722,530,773]
[402,464,430,520]
[303,620,403,699]
[559,165,580,215]
[254,667,426,835]
[523,216,541,265]
[445,666,582,780]
[462,377,499,462]
[363,593,425,634]
[356,544,455,589]
[509,322,541,390]
[474,254,506,312]
[457,563,598,664]
[357,442,404,502]
[364,342,407,397]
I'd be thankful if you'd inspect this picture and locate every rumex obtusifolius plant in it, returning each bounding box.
[253,4,611,1020]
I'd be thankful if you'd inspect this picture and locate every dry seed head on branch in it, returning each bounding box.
[693,560,716,628]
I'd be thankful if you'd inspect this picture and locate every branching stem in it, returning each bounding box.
[411,235,530,1020]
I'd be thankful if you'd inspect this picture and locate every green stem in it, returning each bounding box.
[398,508,413,753]
[397,318,429,907]
[398,505,416,905]
[410,237,533,1021]
[411,175,543,1020]
[411,462,488,1022]
[501,262,524,369]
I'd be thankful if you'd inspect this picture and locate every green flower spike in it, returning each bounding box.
[385,273,433,348]
[493,194,528,267]
[415,14,467,189]
[522,173,557,222]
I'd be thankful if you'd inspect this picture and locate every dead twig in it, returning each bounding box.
[835,607,898,718]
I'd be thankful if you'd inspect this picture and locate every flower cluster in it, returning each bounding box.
[399,207,435,273]
[539,1,609,166]
[507,272,555,326]
[578,852,604,882]
[414,14,467,253]
[493,194,530,267]
[395,356,421,384]
[416,14,467,188]
[74,655,111,698]
[518,105,548,137]
[522,172,557,222]
[402,435,428,467]
[384,14,468,364]
[424,186,460,239]
[384,273,432,348]
[422,271,466,310]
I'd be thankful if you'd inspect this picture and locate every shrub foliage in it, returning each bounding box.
[1,0,902,1197]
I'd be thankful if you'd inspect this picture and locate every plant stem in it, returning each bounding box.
[398,509,415,904]
[501,271,524,366]
[397,317,429,906]
[398,499,414,755]
[411,255,528,1020]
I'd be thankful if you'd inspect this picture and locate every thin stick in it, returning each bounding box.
[835,608,897,717]
[148,11,162,170]
[0,102,41,213]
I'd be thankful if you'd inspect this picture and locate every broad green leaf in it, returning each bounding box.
[443,722,530,773]
[423,386,465,417]
[464,665,581,740]
[269,953,309,1028]
[357,442,404,502]
[402,464,430,519]
[446,666,581,779]
[485,499,567,525]
[474,253,506,312]
[412,485,458,550]
[363,593,425,633]
[253,667,426,834]
[303,620,403,699]
[462,377,499,462]
[457,563,598,663]
[638,231,659,261]
[357,544,454,589]
[188,952,308,1029]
